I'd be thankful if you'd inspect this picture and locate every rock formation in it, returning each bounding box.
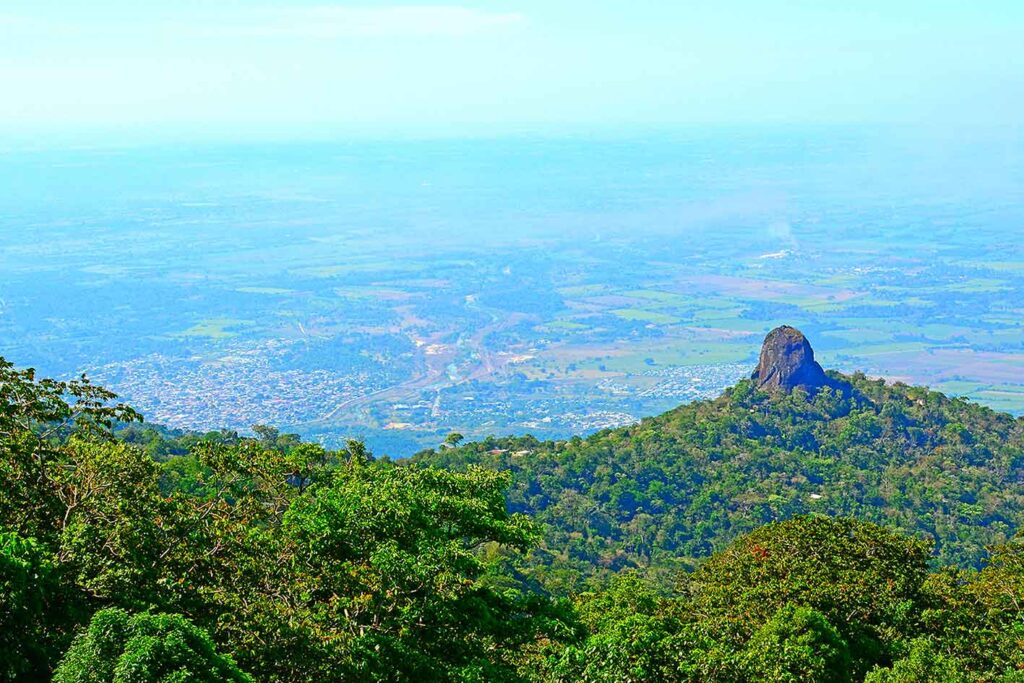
[751,325,830,393]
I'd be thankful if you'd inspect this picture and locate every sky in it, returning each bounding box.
[1,1,1022,140]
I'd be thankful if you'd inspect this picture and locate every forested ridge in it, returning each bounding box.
[415,370,1024,590]
[3,352,1024,682]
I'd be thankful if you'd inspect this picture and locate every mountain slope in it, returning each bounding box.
[413,328,1024,589]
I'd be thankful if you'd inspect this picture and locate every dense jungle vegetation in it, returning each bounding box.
[416,371,1024,590]
[3,357,1024,681]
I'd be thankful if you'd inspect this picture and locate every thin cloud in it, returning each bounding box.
[206,6,526,39]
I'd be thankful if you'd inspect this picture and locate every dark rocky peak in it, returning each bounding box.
[751,325,830,393]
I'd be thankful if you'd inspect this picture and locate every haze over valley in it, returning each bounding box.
[3,128,1023,454]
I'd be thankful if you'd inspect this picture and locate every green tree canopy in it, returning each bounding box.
[684,516,931,675]
[864,638,971,683]
[740,605,851,683]
[279,462,574,681]
[53,608,251,683]
[0,530,81,680]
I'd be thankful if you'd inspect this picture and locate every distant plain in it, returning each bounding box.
[2,126,1022,455]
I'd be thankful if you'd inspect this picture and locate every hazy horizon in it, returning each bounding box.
[3,2,1022,144]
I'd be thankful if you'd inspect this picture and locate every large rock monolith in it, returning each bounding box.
[751,325,830,393]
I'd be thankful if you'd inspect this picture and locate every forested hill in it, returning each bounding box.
[5,335,1024,681]
[414,328,1024,590]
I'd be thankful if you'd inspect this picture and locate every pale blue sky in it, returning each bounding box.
[2,1,1022,139]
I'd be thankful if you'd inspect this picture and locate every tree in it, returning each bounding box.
[975,536,1024,624]
[0,530,81,680]
[549,573,676,682]
[250,424,301,452]
[864,638,971,683]
[965,535,1024,676]
[53,439,165,606]
[150,438,332,673]
[547,573,735,683]
[683,516,931,677]
[279,462,574,681]
[53,608,251,683]
[0,357,139,543]
[741,605,851,683]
